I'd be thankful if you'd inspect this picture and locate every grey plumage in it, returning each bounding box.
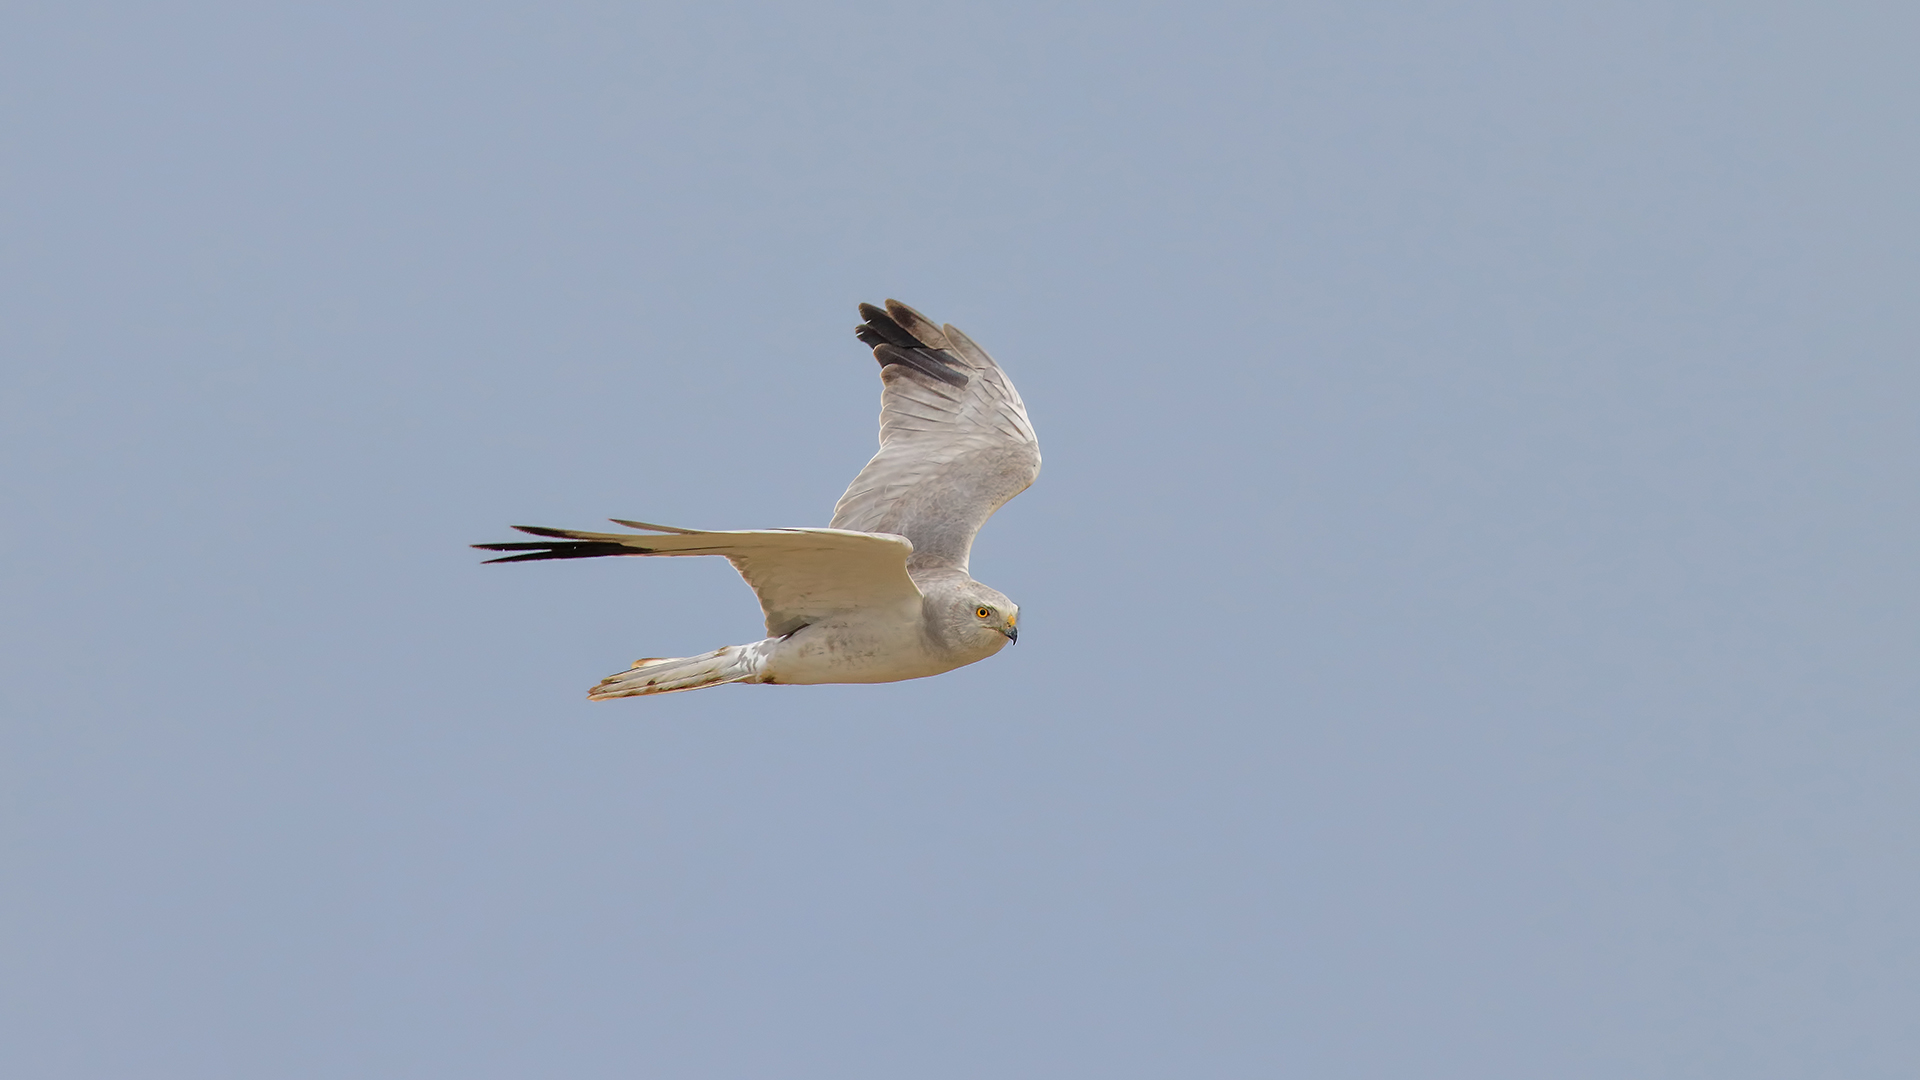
[474,299,1040,698]
[832,302,1041,574]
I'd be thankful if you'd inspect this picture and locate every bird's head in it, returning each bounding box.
[942,582,1019,650]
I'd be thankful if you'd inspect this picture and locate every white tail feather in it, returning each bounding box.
[587,640,775,699]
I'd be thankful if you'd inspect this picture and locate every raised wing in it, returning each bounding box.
[832,300,1041,574]
[475,521,920,637]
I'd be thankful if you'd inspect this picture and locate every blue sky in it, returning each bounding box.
[3,3,1916,1077]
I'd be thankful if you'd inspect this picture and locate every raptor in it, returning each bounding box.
[475,300,1041,698]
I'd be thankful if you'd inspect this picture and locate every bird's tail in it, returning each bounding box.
[588,640,775,700]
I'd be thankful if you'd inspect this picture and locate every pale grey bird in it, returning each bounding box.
[474,300,1040,699]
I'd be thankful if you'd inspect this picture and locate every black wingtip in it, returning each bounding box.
[858,300,970,387]
[856,302,919,348]
[874,343,970,387]
[477,549,558,564]
[472,537,651,563]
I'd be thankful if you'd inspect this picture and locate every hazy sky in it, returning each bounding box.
[4,3,1916,1077]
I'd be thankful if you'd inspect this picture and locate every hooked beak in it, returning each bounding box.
[1003,625,1018,644]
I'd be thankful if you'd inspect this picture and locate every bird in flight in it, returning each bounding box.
[475,300,1041,699]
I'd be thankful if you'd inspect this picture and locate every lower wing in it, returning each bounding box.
[475,520,921,637]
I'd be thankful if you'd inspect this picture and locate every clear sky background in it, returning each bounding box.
[3,3,1915,1077]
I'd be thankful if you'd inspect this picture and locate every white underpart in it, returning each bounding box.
[587,594,1010,699]
[762,598,1001,685]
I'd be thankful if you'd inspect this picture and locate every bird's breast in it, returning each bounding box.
[762,612,959,685]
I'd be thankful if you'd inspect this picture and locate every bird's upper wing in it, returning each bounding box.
[831,300,1041,574]
[476,521,920,637]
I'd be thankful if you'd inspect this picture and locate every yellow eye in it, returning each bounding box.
[976,606,992,618]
